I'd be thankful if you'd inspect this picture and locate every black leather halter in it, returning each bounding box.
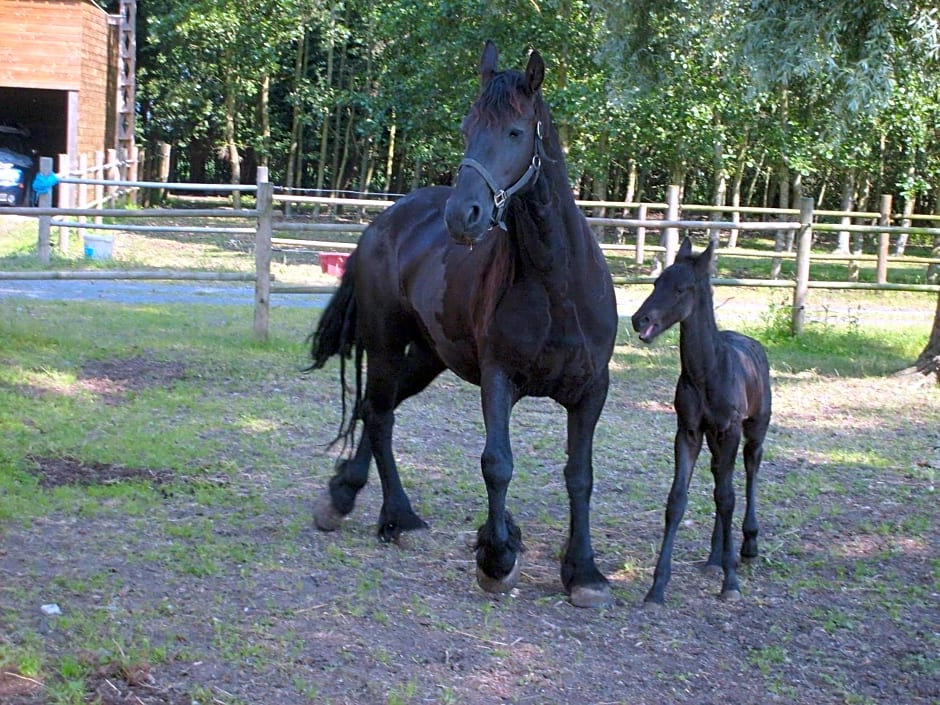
[457,120,546,231]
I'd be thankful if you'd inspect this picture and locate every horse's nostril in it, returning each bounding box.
[468,204,481,228]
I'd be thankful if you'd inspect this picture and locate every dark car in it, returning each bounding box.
[0,125,36,206]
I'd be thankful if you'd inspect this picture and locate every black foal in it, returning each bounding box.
[631,238,772,604]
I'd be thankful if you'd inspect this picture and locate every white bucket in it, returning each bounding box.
[84,234,114,260]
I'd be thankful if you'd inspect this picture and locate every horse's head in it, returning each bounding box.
[444,41,547,246]
[632,238,714,343]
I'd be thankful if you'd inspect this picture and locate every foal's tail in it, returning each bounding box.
[308,251,363,451]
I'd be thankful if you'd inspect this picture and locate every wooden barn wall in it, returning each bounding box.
[79,0,110,157]
[0,0,83,90]
[0,0,114,160]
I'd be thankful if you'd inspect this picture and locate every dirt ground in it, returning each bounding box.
[1,345,938,705]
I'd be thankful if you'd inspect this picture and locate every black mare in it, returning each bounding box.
[309,41,618,607]
[631,238,772,604]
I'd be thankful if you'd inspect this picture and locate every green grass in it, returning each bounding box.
[0,279,937,703]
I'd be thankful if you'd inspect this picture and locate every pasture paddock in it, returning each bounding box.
[0,293,937,704]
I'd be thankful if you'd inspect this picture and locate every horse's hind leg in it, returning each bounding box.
[707,430,743,601]
[314,436,372,531]
[314,343,444,534]
[367,344,446,542]
[739,431,765,562]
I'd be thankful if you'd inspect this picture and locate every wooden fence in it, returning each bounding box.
[2,160,940,340]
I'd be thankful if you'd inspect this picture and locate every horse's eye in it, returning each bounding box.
[509,128,523,140]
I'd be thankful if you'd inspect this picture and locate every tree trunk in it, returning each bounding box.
[384,116,396,193]
[285,28,308,215]
[837,173,854,252]
[622,157,637,211]
[897,168,915,255]
[223,58,241,209]
[910,292,940,384]
[258,73,270,169]
[771,161,789,279]
[315,3,337,208]
[728,138,747,248]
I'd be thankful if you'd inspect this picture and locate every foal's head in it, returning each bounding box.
[632,238,714,343]
[444,40,547,245]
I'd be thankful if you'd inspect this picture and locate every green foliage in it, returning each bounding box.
[133,0,940,214]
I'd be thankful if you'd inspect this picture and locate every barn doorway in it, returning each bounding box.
[0,88,71,161]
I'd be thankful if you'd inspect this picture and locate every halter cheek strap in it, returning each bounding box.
[458,120,545,231]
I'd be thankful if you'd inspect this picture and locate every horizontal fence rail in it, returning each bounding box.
[2,158,939,339]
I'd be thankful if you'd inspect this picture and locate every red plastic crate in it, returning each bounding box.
[319,252,350,276]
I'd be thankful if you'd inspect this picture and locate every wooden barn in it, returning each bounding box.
[0,0,135,169]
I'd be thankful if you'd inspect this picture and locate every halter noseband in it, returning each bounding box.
[458,120,545,231]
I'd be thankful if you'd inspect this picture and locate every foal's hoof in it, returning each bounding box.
[569,583,612,608]
[476,556,522,594]
[312,490,344,532]
[719,589,741,602]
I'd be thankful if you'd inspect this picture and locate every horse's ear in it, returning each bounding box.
[480,40,499,86]
[677,237,693,260]
[525,49,545,95]
[695,239,716,275]
[525,50,545,94]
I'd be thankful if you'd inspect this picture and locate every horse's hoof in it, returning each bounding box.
[570,584,612,608]
[312,490,344,532]
[642,598,664,611]
[719,589,741,602]
[476,555,522,594]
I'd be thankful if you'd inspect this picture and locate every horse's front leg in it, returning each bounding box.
[645,423,703,605]
[707,428,742,601]
[474,370,523,594]
[560,375,612,607]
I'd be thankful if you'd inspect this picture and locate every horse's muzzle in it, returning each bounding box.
[632,312,659,343]
[444,192,489,246]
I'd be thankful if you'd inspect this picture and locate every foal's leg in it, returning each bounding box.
[645,424,704,605]
[707,428,743,600]
[314,344,444,534]
[739,429,765,562]
[560,374,611,607]
[474,368,523,594]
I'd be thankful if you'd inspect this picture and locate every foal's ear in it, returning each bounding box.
[695,239,716,275]
[525,50,545,94]
[480,40,499,86]
[677,237,693,260]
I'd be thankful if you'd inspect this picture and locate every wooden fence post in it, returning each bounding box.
[57,153,71,255]
[94,151,105,224]
[635,202,647,265]
[77,153,88,244]
[37,157,53,264]
[253,168,273,341]
[664,184,680,266]
[877,194,892,285]
[791,196,814,336]
[106,148,118,207]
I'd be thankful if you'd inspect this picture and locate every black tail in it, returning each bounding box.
[308,251,362,451]
[310,250,358,369]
